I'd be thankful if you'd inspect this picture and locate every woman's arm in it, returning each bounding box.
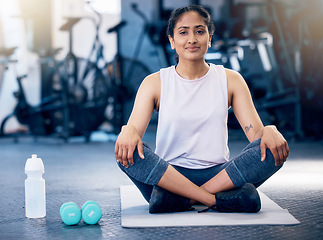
[227,69,263,142]
[226,69,289,166]
[115,72,161,168]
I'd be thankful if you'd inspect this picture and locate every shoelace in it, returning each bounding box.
[198,204,217,213]
[198,195,242,213]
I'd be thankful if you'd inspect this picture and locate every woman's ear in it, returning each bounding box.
[168,35,175,50]
[208,35,213,48]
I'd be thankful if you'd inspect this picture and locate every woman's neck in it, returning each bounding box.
[175,60,209,80]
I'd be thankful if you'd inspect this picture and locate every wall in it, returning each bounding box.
[52,0,120,62]
[0,0,33,132]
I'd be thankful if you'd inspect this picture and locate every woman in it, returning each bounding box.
[115,5,289,213]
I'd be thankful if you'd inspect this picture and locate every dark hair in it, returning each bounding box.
[167,5,215,38]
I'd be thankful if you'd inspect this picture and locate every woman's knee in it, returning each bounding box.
[245,140,282,168]
[251,147,283,183]
[229,143,283,186]
[262,147,284,170]
[116,142,151,168]
[116,142,169,185]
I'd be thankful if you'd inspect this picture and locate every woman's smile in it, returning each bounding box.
[186,46,200,52]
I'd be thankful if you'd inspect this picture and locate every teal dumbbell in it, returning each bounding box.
[60,202,82,225]
[81,200,102,225]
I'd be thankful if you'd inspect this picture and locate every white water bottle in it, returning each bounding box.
[25,154,46,218]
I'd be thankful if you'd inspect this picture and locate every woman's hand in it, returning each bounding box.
[115,125,145,168]
[260,125,289,166]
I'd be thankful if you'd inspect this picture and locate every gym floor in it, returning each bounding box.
[0,127,322,240]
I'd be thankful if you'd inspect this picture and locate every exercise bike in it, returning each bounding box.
[105,2,152,131]
[0,2,109,141]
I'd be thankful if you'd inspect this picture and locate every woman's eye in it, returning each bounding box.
[196,30,205,34]
[179,31,187,35]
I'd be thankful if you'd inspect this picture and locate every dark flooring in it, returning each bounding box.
[0,128,323,240]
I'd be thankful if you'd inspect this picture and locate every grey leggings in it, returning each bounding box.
[117,139,282,202]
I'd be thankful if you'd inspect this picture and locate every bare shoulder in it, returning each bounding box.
[140,71,160,89]
[225,68,245,85]
[225,68,250,107]
[137,71,161,110]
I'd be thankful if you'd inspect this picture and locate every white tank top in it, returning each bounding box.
[155,64,230,169]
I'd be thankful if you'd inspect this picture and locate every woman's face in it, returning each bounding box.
[169,11,212,63]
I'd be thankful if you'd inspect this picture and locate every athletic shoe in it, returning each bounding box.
[198,183,261,213]
[149,186,194,213]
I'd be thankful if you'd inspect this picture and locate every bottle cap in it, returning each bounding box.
[25,154,44,173]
